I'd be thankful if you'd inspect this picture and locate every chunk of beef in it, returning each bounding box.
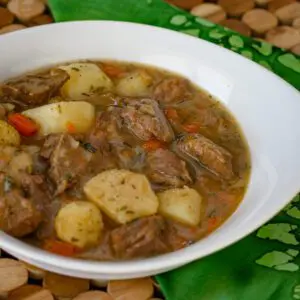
[41,133,92,195]
[86,110,146,173]
[174,133,234,180]
[110,216,169,259]
[0,174,41,237]
[166,220,207,251]
[145,148,192,190]
[1,69,69,107]
[153,78,192,104]
[77,233,115,261]
[119,98,174,142]
[21,174,52,212]
[87,110,121,150]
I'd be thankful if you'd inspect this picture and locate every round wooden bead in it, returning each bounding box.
[165,0,203,10]
[221,19,251,36]
[29,14,53,26]
[0,259,28,293]
[191,3,226,23]
[275,2,300,25]
[0,24,26,34]
[73,291,113,300]
[7,285,53,300]
[291,43,300,55]
[108,278,154,300]
[0,7,14,28]
[7,0,45,22]
[242,9,278,35]
[43,272,89,298]
[292,17,300,28]
[266,25,300,48]
[218,0,255,17]
[255,0,273,7]
[268,0,296,13]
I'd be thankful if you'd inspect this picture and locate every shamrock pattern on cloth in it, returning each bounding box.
[48,0,300,90]
[256,196,300,274]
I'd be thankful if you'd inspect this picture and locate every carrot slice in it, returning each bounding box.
[8,113,38,137]
[207,217,220,233]
[183,123,200,133]
[101,63,124,78]
[44,240,80,257]
[164,107,178,120]
[66,121,76,134]
[142,139,165,152]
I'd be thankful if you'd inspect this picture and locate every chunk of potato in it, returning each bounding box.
[0,120,20,146]
[116,70,152,97]
[157,187,202,226]
[22,101,95,136]
[84,169,159,224]
[55,201,103,248]
[8,151,33,185]
[59,63,113,100]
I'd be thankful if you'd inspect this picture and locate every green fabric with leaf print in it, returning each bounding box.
[47,1,300,299]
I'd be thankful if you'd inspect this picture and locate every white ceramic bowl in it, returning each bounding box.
[0,21,300,280]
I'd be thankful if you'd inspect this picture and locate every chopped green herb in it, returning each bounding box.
[64,173,73,182]
[80,142,97,153]
[71,67,80,72]
[120,205,128,211]
[3,176,12,193]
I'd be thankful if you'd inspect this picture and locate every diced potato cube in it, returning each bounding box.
[158,187,202,226]
[116,70,152,97]
[84,169,158,224]
[55,201,103,248]
[8,151,33,185]
[22,101,95,136]
[0,120,20,146]
[59,63,113,100]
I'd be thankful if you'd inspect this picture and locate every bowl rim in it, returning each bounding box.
[0,20,300,276]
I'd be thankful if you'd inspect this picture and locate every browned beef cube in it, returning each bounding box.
[153,78,192,104]
[41,133,92,195]
[1,69,69,107]
[0,173,41,237]
[175,133,234,180]
[110,216,169,259]
[145,148,192,189]
[119,98,174,143]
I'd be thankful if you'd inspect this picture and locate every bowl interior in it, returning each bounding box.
[0,21,300,279]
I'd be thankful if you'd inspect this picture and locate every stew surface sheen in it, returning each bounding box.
[0,60,250,261]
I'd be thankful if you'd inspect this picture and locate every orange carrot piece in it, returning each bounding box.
[102,63,124,78]
[44,240,79,257]
[207,217,220,233]
[142,139,165,152]
[164,107,179,120]
[183,123,200,133]
[8,113,38,136]
[66,121,76,133]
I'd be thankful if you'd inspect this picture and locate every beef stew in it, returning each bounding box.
[0,61,250,260]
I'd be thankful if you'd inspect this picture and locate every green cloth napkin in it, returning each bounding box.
[48,1,300,299]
